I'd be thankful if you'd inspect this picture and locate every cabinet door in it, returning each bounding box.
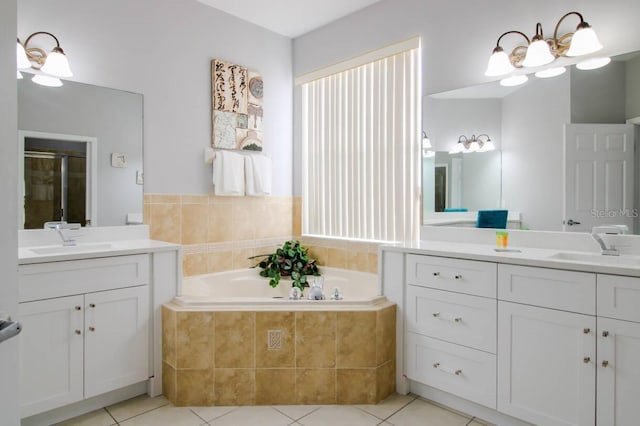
[19,295,84,418]
[84,286,149,398]
[597,318,640,426]
[497,301,596,426]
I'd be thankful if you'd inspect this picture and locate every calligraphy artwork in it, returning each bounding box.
[211,59,263,151]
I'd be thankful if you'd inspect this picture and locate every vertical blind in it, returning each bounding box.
[300,40,421,242]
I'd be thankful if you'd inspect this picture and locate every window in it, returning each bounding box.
[298,38,421,242]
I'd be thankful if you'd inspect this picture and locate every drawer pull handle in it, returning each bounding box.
[75,330,81,335]
[583,356,591,364]
[583,328,590,334]
[75,306,81,311]
[454,274,462,280]
[602,360,609,368]
[602,331,609,337]
[433,362,462,376]
[89,303,96,308]
[89,326,95,332]
[432,312,462,323]
[433,272,440,277]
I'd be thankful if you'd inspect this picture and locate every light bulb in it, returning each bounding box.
[485,47,515,77]
[479,139,495,152]
[567,24,603,57]
[449,142,464,154]
[16,40,31,69]
[41,47,73,78]
[466,140,480,153]
[422,134,432,149]
[522,39,555,67]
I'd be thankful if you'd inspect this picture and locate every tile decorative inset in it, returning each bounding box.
[257,312,295,368]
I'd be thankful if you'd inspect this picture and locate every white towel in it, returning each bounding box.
[213,150,245,196]
[245,154,272,196]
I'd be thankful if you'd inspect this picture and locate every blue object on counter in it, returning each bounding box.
[476,210,508,229]
[444,208,468,212]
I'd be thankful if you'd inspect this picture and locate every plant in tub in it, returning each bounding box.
[250,240,321,291]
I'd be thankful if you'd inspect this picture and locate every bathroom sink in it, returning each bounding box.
[29,243,114,255]
[547,252,640,267]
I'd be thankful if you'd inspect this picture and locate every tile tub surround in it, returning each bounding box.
[161,303,396,406]
[144,193,380,276]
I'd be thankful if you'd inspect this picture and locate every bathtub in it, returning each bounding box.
[173,266,386,309]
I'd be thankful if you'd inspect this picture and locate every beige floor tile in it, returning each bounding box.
[55,409,115,426]
[272,405,320,421]
[106,395,170,422]
[189,405,237,422]
[209,406,292,425]
[297,406,381,426]
[468,419,495,426]
[386,399,471,426]
[119,404,205,426]
[356,393,416,420]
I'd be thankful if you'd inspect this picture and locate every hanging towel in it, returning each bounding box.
[245,154,272,196]
[213,150,245,196]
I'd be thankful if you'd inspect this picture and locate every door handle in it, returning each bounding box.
[566,219,581,226]
[0,317,22,344]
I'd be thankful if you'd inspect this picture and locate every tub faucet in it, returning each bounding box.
[591,225,626,256]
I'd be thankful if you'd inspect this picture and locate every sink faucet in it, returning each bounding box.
[44,222,81,246]
[591,225,627,256]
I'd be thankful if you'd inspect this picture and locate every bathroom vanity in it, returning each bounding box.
[381,228,640,426]
[17,225,181,425]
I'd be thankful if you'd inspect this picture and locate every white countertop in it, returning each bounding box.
[19,239,181,265]
[381,240,640,277]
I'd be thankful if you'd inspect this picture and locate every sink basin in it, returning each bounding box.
[29,243,114,255]
[547,252,640,267]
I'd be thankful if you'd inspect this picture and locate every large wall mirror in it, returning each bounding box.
[18,76,143,229]
[422,50,640,233]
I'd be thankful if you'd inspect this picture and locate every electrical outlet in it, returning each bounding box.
[136,170,144,185]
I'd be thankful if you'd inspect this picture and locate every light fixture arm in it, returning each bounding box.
[22,31,65,70]
[553,11,584,42]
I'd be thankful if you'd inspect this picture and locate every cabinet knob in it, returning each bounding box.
[89,326,95,332]
[583,328,590,334]
[89,303,96,308]
[432,272,440,277]
[432,312,440,318]
[75,330,81,335]
[75,306,81,311]
[602,330,609,337]
[583,356,591,364]
[602,360,609,368]
[454,274,462,279]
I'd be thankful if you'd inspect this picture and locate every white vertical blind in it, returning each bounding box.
[301,40,421,242]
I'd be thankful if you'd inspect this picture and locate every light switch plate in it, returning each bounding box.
[111,153,127,168]
[136,170,144,185]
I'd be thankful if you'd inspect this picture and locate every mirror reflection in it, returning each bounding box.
[18,76,144,229]
[422,51,640,233]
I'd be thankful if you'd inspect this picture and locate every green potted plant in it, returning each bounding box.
[250,240,321,291]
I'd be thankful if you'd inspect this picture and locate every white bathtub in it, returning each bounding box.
[173,267,386,309]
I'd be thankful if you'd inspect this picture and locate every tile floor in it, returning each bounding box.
[56,393,491,426]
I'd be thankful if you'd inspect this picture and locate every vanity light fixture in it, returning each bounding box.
[421,131,433,157]
[485,11,604,78]
[449,134,494,154]
[576,56,612,70]
[16,31,73,87]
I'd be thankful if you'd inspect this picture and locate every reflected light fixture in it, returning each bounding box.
[535,66,566,78]
[450,134,494,154]
[485,11,605,78]
[576,56,612,70]
[16,31,73,87]
[500,74,528,87]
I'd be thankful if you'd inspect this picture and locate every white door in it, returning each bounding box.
[497,301,596,426]
[19,295,84,417]
[564,124,635,233]
[597,318,640,426]
[84,286,149,398]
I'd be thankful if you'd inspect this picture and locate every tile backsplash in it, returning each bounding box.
[145,194,378,276]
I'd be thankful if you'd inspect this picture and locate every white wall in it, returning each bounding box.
[571,61,626,123]
[0,0,20,424]
[627,55,640,119]
[18,0,293,196]
[501,73,571,231]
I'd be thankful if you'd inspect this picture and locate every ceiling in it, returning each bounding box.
[195,0,383,38]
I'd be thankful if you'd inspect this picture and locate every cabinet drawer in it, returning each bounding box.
[406,332,496,409]
[598,274,640,322]
[406,254,497,298]
[19,254,150,302]
[498,264,595,314]
[407,286,496,353]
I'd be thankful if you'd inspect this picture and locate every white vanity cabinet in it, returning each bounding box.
[405,254,498,409]
[18,255,150,418]
[596,274,640,426]
[497,264,597,426]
